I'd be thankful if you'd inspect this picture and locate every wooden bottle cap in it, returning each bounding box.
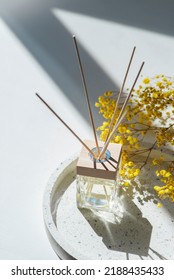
[76,140,122,180]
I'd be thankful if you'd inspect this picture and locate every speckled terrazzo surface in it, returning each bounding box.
[43,151,174,260]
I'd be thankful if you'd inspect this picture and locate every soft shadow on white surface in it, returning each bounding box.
[1,0,174,260]
[1,0,119,129]
[1,0,174,125]
[55,0,174,36]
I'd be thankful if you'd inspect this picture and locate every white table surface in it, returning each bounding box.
[0,0,174,259]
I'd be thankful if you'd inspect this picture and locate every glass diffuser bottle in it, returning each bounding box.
[36,36,144,223]
[76,139,123,219]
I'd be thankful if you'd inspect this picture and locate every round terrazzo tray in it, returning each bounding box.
[43,149,174,260]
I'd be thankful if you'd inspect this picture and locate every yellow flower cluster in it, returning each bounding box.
[154,167,174,202]
[156,127,174,147]
[152,156,164,166]
[95,91,116,119]
[95,75,174,204]
[119,151,140,187]
[134,75,174,126]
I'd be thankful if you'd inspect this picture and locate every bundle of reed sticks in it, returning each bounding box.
[36,35,144,162]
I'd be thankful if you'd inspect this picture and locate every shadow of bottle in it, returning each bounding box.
[79,194,152,256]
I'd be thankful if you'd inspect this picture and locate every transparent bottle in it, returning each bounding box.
[76,175,116,210]
[76,140,124,221]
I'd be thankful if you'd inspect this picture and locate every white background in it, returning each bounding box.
[0,0,174,259]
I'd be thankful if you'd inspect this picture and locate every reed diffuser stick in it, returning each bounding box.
[72,35,99,154]
[98,61,145,159]
[36,93,96,158]
[105,46,136,141]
